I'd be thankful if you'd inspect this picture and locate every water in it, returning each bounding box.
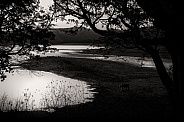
[1,45,100,112]
[0,68,95,112]
[42,45,171,68]
[1,44,172,112]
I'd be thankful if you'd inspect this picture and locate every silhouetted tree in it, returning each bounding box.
[52,0,183,118]
[0,0,55,80]
[136,0,183,119]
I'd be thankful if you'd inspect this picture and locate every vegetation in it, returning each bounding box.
[0,0,54,81]
[49,27,100,45]
[0,0,183,119]
[0,80,87,112]
[0,55,171,119]
[52,0,183,118]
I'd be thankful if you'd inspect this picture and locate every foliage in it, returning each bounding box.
[52,0,161,48]
[0,0,55,81]
[52,0,183,118]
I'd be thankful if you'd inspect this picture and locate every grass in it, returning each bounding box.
[0,90,36,112]
[0,79,90,112]
[0,48,173,119]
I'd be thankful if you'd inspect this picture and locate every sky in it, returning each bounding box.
[39,0,103,29]
[39,0,53,8]
[39,0,76,28]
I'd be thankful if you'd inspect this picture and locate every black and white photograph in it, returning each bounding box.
[0,0,183,120]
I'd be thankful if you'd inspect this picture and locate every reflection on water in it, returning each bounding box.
[2,44,172,112]
[10,44,172,68]
[0,69,95,112]
[48,45,171,68]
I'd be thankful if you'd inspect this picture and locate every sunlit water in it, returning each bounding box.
[0,68,95,112]
[1,44,172,112]
[34,45,172,68]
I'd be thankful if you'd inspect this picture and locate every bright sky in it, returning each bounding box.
[39,0,103,29]
[39,0,53,8]
[39,0,76,28]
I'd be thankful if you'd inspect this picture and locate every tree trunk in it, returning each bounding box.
[150,43,183,119]
[172,52,183,119]
[150,51,173,96]
[166,29,183,119]
[131,0,184,118]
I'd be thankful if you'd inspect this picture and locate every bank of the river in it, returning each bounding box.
[1,44,173,119]
[1,55,171,119]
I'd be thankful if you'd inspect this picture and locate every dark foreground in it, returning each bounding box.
[1,55,172,120]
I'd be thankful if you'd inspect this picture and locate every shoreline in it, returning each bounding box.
[14,56,172,118]
[1,52,173,119]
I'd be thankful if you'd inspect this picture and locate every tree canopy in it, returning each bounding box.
[52,0,183,118]
[0,0,54,81]
[52,0,160,48]
[0,0,183,118]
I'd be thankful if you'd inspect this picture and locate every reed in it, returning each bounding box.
[0,80,88,112]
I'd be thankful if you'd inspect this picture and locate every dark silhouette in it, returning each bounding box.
[0,0,54,81]
[52,0,183,119]
[135,0,183,118]
[1,0,182,119]
[120,84,130,91]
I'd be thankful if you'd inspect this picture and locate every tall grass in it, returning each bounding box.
[39,80,87,111]
[0,80,91,112]
[0,90,35,112]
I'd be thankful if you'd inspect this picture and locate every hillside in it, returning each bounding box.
[49,27,101,45]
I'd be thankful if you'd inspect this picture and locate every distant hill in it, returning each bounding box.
[49,27,101,45]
